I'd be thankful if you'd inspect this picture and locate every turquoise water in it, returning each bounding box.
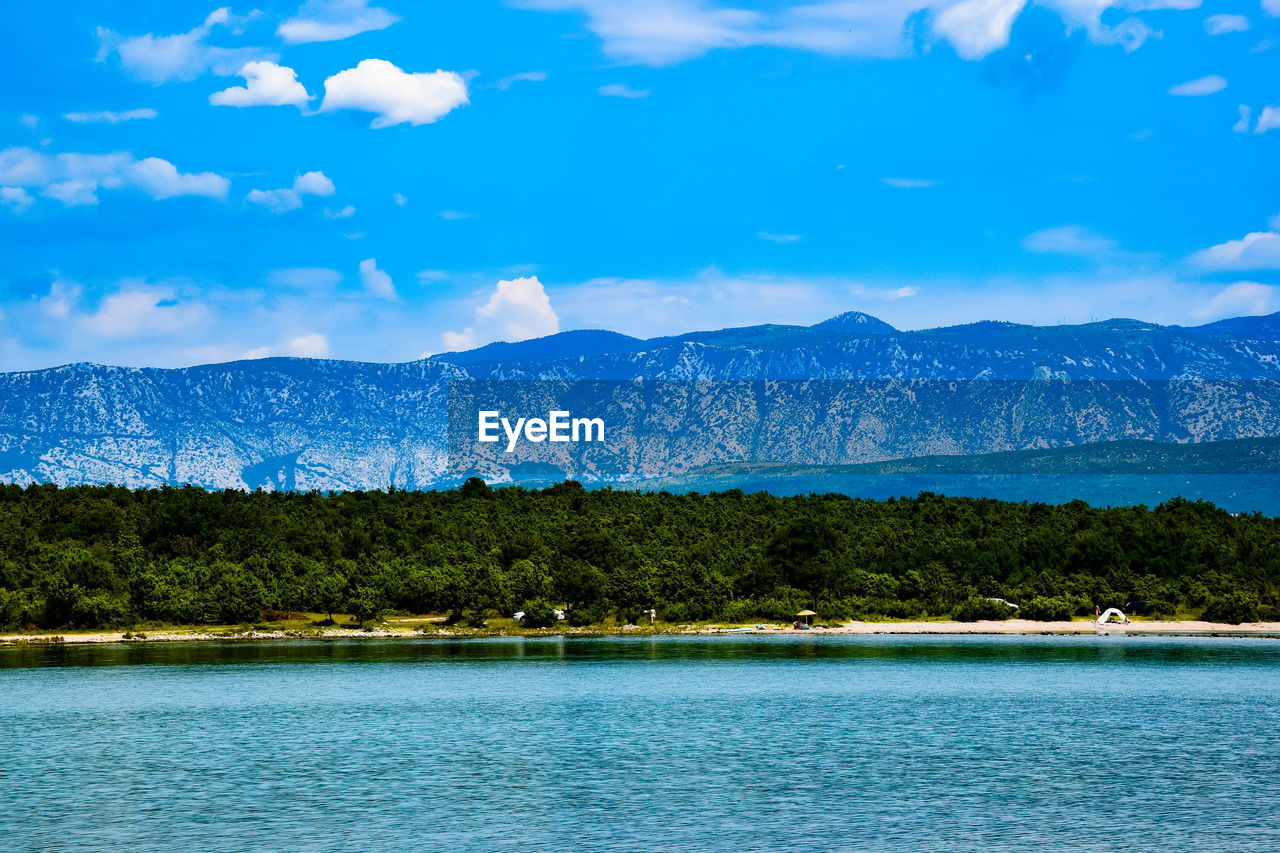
[2,635,1279,852]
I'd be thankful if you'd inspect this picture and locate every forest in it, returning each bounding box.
[0,479,1276,631]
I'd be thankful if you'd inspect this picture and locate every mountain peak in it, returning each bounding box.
[811,311,896,336]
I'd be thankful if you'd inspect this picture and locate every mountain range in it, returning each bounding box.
[2,310,1279,509]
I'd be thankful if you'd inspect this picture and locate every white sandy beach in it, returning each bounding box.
[3,619,1280,645]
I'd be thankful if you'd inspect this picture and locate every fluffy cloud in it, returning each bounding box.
[442,276,559,351]
[1266,0,1280,16]
[513,0,1187,64]
[286,333,331,357]
[1023,225,1118,255]
[1191,230,1280,270]
[1204,13,1249,33]
[599,83,651,98]
[933,0,1028,60]
[294,171,336,195]
[758,231,802,243]
[0,147,228,206]
[359,258,396,299]
[1167,74,1227,96]
[320,59,469,127]
[210,61,311,108]
[246,171,336,212]
[512,0,763,65]
[96,8,270,84]
[1192,282,1274,320]
[63,108,158,123]
[1234,104,1253,133]
[1255,105,1280,134]
[278,0,400,43]
[80,284,209,339]
[0,187,34,212]
[131,158,230,199]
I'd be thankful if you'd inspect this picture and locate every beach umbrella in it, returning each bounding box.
[796,609,816,625]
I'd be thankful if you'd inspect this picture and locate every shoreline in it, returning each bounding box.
[4,618,1280,645]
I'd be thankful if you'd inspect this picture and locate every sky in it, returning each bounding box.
[1,0,1279,370]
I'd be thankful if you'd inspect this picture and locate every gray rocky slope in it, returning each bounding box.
[2,311,1279,490]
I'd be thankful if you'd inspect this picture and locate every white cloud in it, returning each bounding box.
[393,192,408,206]
[933,0,1027,60]
[0,187,34,212]
[1192,282,1274,320]
[278,0,400,43]
[1191,230,1280,270]
[513,0,1188,65]
[39,280,82,319]
[246,171,336,212]
[96,8,271,84]
[1023,225,1118,254]
[1204,13,1249,33]
[0,147,228,206]
[1233,104,1253,133]
[758,231,802,243]
[359,258,396,299]
[319,59,469,127]
[1167,74,1227,96]
[1256,105,1280,134]
[63,108,158,123]
[294,171,336,196]
[242,346,273,359]
[267,267,343,288]
[881,177,938,189]
[130,157,230,200]
[18,115,38,129]
[246,188,302,212]
[324,204,357,218]
[442,276,559,351]
[210,61,311,108]
[513,0,763,66]
[286,333,331,357]
[438,209,473,220]
[599,83,651,98]
[495,71,549,89]
[1265,0,1280,17]
[81,284,208,339]
[43,182,100,206]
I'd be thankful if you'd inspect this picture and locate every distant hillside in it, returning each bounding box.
[620,438,1280,515]
[1,310,1278,512]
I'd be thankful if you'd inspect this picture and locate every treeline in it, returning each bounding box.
[0,479,1277,631]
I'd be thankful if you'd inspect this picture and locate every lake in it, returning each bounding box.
[2,635,1279,852]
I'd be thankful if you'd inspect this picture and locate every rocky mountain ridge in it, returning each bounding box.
[1,310,1278,491]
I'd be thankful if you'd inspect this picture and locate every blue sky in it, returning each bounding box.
[1,0,1278,369]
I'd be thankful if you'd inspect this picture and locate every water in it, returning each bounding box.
[2,635,1279,853]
